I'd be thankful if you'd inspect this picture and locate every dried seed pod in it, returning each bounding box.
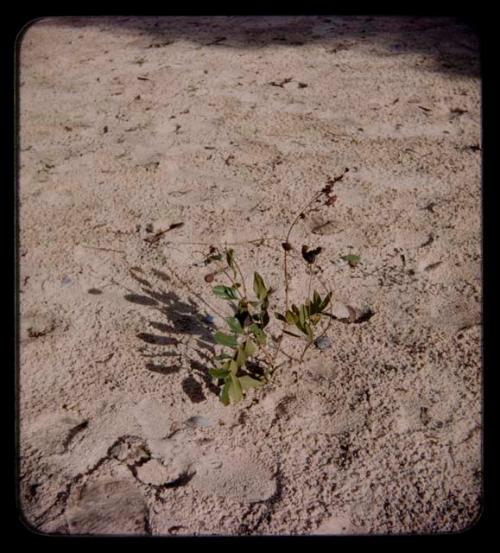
[302,245,322,264]
[325,194,337,206]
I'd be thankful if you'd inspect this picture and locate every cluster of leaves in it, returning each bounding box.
[208,249,271,405]
[206,247,334,405]
[202,173,348,405]
[341,254,360,268]
[275,290,332,341]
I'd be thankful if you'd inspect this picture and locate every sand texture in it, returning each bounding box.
[18,16,481,535]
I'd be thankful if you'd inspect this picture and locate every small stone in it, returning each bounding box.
[314,336,332,350]
[202,314,214,325]
[61,275,72,286]
[186,416,212,428]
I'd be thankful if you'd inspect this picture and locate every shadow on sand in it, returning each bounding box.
[124,267,219,404]
[28,15,479,78]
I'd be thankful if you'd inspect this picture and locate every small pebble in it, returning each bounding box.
[61,275,72,286]
[186,416,212,428]
[202,314,215,325]
[314,336,332,350]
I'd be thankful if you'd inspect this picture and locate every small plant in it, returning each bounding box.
[274,290,332,342]
[341,254,360,268]
[203,169,349,405]
[205,246,334,405]
[207,252,271,404]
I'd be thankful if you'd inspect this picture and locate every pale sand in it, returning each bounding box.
[18,16,481,535]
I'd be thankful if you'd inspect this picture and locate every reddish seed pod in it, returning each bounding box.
[204,273,215,283]
[325,194,337,206]
[282,242,292,251]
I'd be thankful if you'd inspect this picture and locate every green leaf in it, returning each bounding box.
[244,339,256,357]
[228,359,239,375]
[249,324,266,345]
[260,309,270,329]
[213,332,238,348]
[305,321,314,341]
[253,272,267,301]
[228,374,242,403]
[236,344,247,367]
[219,380,230,405]
[285,310,298,325]
[309,291,322,315]
[319,292,333,312]
[212,285,238,300]
[341,254,360,267]
[310,313,321,325]
[214,353,232,360]
[239,375,264,390]
[225,316,243,334]
[299,304,306,327]
[209,367,230,379]
[295,319,307,336]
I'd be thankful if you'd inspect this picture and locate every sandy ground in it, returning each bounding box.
[18,16,481,535]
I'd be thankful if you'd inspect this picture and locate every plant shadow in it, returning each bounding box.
[124,268,219,403]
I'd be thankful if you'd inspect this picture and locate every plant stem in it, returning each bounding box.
[167,237,282,248]
[307,259,315,299]
[284,250,290,311]
[270,333,283,369]
[259,342,276,368]
[298,340,314,365]
[232,257,248,299]
[282,188,325,310]
[281,168,348,311]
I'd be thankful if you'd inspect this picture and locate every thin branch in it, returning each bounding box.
[284,250,290,310]
[281,168,348,309]
[307,259,315,299]
[232,257,248,299]
[282,187,325,310]
[298,340,314,365]
[165,237,281,248]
